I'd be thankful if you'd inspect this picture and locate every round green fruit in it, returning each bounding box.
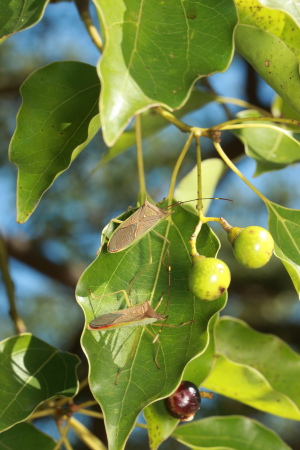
[188,257,231,301]
[230,226,274,269]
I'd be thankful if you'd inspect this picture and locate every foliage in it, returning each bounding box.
[0,0,300,449]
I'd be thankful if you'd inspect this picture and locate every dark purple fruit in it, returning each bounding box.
[164,381,201,421]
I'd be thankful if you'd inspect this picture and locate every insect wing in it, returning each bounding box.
[88,300,166,330]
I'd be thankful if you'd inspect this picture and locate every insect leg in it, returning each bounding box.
[151,319,194,344]
[144,327,162,370]
[88,289,132,307]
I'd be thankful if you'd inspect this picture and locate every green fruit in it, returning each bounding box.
[229,226,274,269]
[188,257,231,301]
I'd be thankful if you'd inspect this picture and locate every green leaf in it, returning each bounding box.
[76,203,227,450]
[94,0,237,145]
[144,314,218,450]
[99,90,215,166]
[174,158,228,213]
[172,415,291,450]
[0,423,56,450]
[267,202,300,297]
[9,61,101,223]
[232,110,300,175]
[0,334,80,432]
[203,317,300,419]
[144,401,177,450]
[182,313,217,384]
[0,0,49,39]
[235,0,300,116]
[271,96,300,133]
[258,0,300,25]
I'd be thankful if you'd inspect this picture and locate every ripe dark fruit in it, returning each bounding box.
[188,256,231,300]
[165,381,201,421]
[228,226,274,269]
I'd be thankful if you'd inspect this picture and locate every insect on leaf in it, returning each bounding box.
[76,204,226,450]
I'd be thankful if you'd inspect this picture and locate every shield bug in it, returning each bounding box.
[107,199,173,253]
[106,197,232,254]
[102,197,232,293]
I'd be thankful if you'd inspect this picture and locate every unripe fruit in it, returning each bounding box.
[164,381,201,421]
[188,256,231,300]
[228,226,274,269]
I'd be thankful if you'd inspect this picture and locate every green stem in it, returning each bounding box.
[211,116,300,130]
[213,142,269,204]
[189,220,202,258]
[153,107,192,133]
[76,409,104,419]
[77,400,98,409]
[54,419,72,450]
[219,122,296,132]
[195,135,203,214]
[135,114,147,203]
[201,216,229,228]
[69,417,107,450]
[78,377,89,392]
[29,408,55,419]
[215,96,271,117]
[153,106,299,143]
[0,235,26,334]
[135,422,148,430]
[167,132,194,204]
[75,0,103,52]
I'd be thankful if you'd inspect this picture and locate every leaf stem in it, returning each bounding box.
[0,234,26,334]
[77,400,98,409]
[195,134,203,215]
[135,422,148,429]
[78,377,89,392]
[212,116,300,130]
[135,114,147,203]
[189,220,202,258]
[154,106,300,137]
[76,409,104,419]
[167,132,194,204]
[75,0,103,52]
[54,419,72,450]
[215,95,271,117]
[153,106,192,133]
[213,142,269,204]
[29,408,55,419]
[69,417,107,450]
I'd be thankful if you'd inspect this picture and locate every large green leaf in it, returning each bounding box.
[0,423,56,450]
[9,61,101,223]
[144,314,218,450]
[172,415,291,450]
[0,334,80,432]
[76,203,227,450]
[94,0,237,145]
[235,0,300,116]
[99,90,215,166]
[174,158,228,213]
[203,317,300,419]
[267,202,300,297]
[232,110,300,175]
[0,0,49,39]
